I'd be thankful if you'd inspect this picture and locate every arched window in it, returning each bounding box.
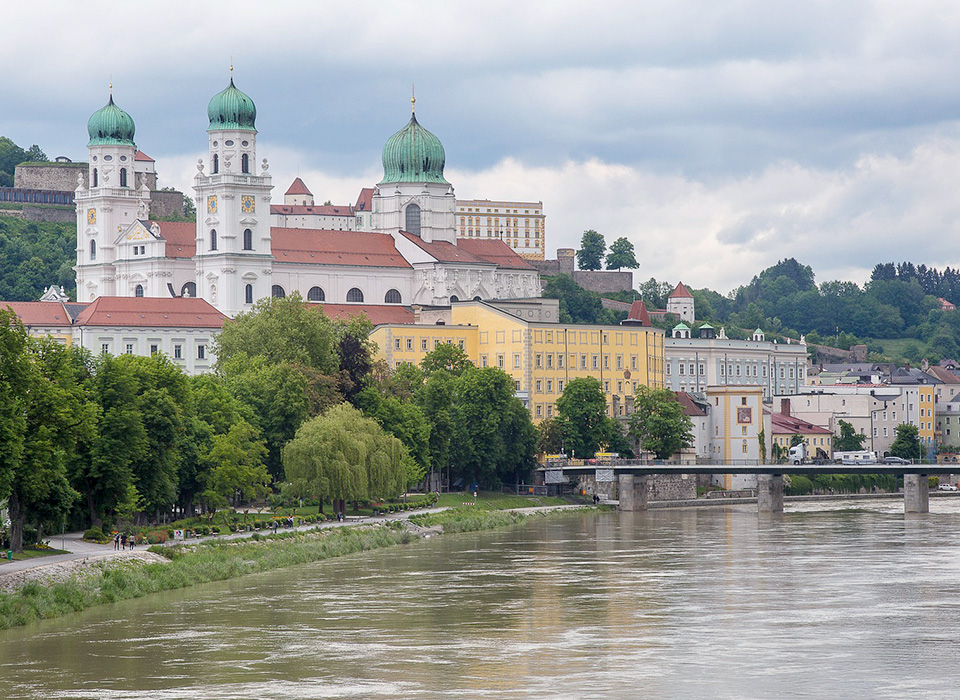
[210,229,217,251]
[135,284,144,298]
[180,282,196,298]
[272,285,285,298]
[243,228,253,250]
[307,286,325,302]
[93,168,98,187]
[245,284,253,304]
[405,203,421,236]
[449,295,459,303]
[90,239,97,261]
[213,154,219,174]
[120,168,128,187]
[241,153,249,174]
[384,289,402,304]
[473,296,482,301]
[346,287,364,303]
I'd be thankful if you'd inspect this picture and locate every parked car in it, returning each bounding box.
[882,456,910,465]
[938,483,958,492]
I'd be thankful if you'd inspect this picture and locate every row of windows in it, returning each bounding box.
[209,229,256,251]
[394,337,466,351]
[211,153,251,175]
[101,341,207,361]
[91,167,129,188]
[252,286,401,304]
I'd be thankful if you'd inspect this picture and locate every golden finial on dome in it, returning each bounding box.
[230,57,234,79]
[411,83,416,114]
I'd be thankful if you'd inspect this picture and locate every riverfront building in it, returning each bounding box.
[369,298,666,421]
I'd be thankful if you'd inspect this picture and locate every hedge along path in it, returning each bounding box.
[0,508,547,631]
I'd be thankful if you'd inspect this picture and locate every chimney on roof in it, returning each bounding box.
[780,399,790,416]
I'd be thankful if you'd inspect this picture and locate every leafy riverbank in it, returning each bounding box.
[0,507,582,630]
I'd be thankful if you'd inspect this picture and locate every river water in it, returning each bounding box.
[3,499,960,699]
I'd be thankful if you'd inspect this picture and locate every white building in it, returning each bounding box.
[665,324,809,399]
[456,199,546,260]
[74,80,540,318]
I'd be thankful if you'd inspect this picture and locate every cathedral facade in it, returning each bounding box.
[75,79,540,318]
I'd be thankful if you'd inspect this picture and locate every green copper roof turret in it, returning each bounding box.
[87,95,136,147]
[379,111,448,185]
[207,78,257,131]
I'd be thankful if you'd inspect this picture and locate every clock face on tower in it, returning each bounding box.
[241,195,255,213]
[87,208,96,225]
[207,195,218,214]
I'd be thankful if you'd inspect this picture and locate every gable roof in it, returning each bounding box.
[675,391,707,417]
[285,177,312,196]
[927,366,960,384]
[272,228,410,268]
[457,238,536,270]
[313,303,415,326]
[134,150,154,162]
[2,301,83,327]
[623,300,651,326]
[355,187,374,212]
[75,296,227,329]
[270,204,353,216]
[769,410,832,435]
[153,221,197,258]
[398,231,492,265]
[669,281,693,298]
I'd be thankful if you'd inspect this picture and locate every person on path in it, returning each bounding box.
[114,533,120,550]
[120,533,127,550]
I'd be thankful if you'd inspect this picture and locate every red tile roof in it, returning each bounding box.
[769,411,832,435]
[2,301,80,327]
[312,303,415,326]
[675,391,707,417]
[624,300,651,326]
[270,204,354,216]
[285,177,313,196]
[399,232,490,264]
[154,221,196,258]
[134,150,154,162]
[75,297,227,329]
[355,187,374,212]
[272,228,410,268]
[457,238,536,270]
[669,281,693,298]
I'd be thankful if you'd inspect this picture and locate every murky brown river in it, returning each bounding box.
[3,499,960,699]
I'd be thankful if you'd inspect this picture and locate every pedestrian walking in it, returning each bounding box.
[120,532,127,550]
[114,533,120,550]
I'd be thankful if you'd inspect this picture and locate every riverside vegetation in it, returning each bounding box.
[0,506,581,630]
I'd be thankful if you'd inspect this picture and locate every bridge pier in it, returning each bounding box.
[618,474,649,512]
[757,474,784,513]
[904,474,929,514]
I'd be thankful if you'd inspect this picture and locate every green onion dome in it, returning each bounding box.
[87,95,136,147]
[207,78,257,131]
[380,112,448,185]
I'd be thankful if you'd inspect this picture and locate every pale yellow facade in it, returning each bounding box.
[456,199,546,260]
[369,301,665,422]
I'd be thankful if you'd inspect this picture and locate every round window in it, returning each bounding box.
[120,155,127,162]
[103,155,113,161]
[213,141,218,147]
[92,156,98,162]
[225,140,234,147]
[241,140,249,147]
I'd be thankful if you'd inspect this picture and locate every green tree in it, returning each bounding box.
[418,369,457,484]
[200,421,271,511]
[542,274,618,324]
[356,387,432,475]
[790,434,804,447]
[555,377,609,459]
[605,237,639,270]
[421,343,472,376]
[537,417,565,454]
[576,230,606,271]
[214,293,339,375]
[835,419,866,451]
[889,423,922,461]
[637,278,673,310]
[628,387,694,459]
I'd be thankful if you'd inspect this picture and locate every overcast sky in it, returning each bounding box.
[5,1,960,293]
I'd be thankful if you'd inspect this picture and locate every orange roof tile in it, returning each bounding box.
[398,232,490,264]
[769,411,832,435]
[355,187,374,212]
[312,303,415,326]
[134,150,154,162]
[75,297,227,329]
[270,204,354,216]
[285,177,313,196]
[624,300,651,326]
[272,228,410,268]
[154,221,196,258]
[457,238,536,270]
[669,281,693,298]
[2,301,80,327]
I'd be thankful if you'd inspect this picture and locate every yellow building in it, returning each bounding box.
[456,199,546,260]
[369,299,665,421]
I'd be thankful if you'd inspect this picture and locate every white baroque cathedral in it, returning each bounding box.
[75,80,540,317]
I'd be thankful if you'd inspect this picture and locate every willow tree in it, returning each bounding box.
[283,403,407,512]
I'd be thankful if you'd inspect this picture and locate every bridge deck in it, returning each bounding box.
[542,463,958,476]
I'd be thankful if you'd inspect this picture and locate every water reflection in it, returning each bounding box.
[3,500,960,699]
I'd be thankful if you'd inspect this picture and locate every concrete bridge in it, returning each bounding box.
[540,462,958,514]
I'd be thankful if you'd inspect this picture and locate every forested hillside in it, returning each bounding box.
[0,217,76,300]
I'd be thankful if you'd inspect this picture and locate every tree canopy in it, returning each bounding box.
[628,387,694,459]
[606,237,639,270]
[576,230,606,271]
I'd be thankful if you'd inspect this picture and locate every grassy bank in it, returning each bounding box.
[0,507,576,630]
